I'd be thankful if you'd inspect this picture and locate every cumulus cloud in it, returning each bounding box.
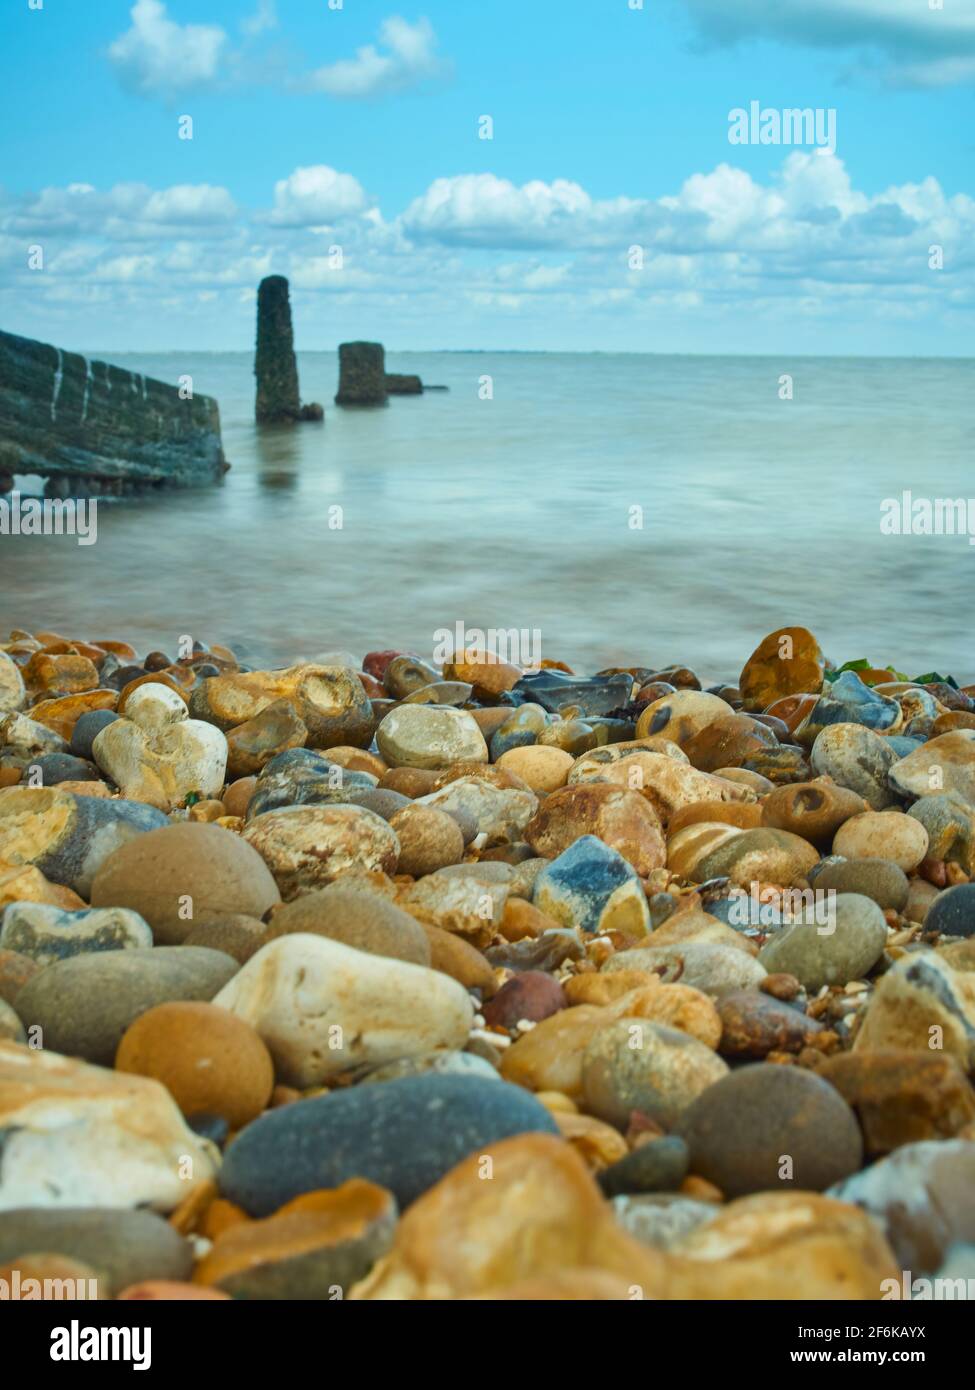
[676,0,975,87]
[402,174,643,249]
[268,166,372,227]
[3,181,238,238]
[108,0,227,97]
[2,155,970,346]
[302,16,443,99]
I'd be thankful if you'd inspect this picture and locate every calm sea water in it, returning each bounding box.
[2,351,973,683]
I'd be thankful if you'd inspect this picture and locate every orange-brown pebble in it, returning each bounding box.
[201,1197,252,1241]
[389,803,464,876]
[89,640,138,662]
[667,800,764,836]
[24,652,100,694]
[468,707,513,740]
[325,746,388,778]
[378,766,440,798]
[496,744,573,793]
[420,921,499,996]
[535,1090,579,1114]
[0,863,86,910]
[115,1001,275,1129]
[70,642,110,667]
[168,1179,218,1235]
[58,780,113,798]
[563,970,663,1006]
[500,898,559,942]
[431,762,531,791]
[271,1085,302,1107]
[0,946,41,1003]
[442,652,522,697]
[222,776,257,818]
[556,1111,629,1170]
[189,799,227,823]
[931,711,975,736]
[738,627,825,714]
[194,1182,396,1296]
[759,973,802,1001]
[0,768,22,789]
[680,1175,724,1203]
[117,670,189,712]
[27,689,118,739]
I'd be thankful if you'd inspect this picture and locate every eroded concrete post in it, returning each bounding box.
[336,342,387,406]
[255,276,302,423]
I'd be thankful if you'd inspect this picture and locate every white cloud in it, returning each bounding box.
[241,0,277,39]
[4,181,237,237]
[269,166,371,227]
[108,0,227,97]
[677,0,975,87]
[2,155,971,349]
[402,173,642,248]
[303,16,443,99]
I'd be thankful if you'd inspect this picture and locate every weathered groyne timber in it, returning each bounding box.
[335,342,387,406]
[254,276,322,424]
[384,373,423,395]
[0,329,228,495]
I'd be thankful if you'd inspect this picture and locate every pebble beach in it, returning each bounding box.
[1,623,975,1301]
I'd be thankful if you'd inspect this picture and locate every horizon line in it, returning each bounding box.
[84,347,975,363]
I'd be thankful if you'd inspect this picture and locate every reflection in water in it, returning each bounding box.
[254,423,307,492]
[1,350,973,682]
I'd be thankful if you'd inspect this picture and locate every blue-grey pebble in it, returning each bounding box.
[218,1073,560,1214]
[70,710,121,761]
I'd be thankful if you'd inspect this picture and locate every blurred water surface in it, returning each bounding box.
[2,351,972,682]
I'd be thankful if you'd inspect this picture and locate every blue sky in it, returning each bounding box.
[1,0,972,353]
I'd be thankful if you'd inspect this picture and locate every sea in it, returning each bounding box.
[2,351,973,684]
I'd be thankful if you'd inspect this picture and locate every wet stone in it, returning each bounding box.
[0,1210,192,1297]
[24,752,100,785]
[926,883,975,939]
[481,971,566,1029]
[533,834,651,939]
[758,893,889,991]
[383,655,438,699]
[247,747,376,819]
[13,945,239,1065]
[827,1140,975,1273]
[218,1074,560,1214]
[716,989,824,1058]
[810,858,909,913]
[69,709,120,760]
[796,671,902,745]
[677,1063,863,1198]
[598,1136,690,1197]
[810,723,899,811]
[738,627,826,713]
[510,671,633,717]
[0,902,152,965]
